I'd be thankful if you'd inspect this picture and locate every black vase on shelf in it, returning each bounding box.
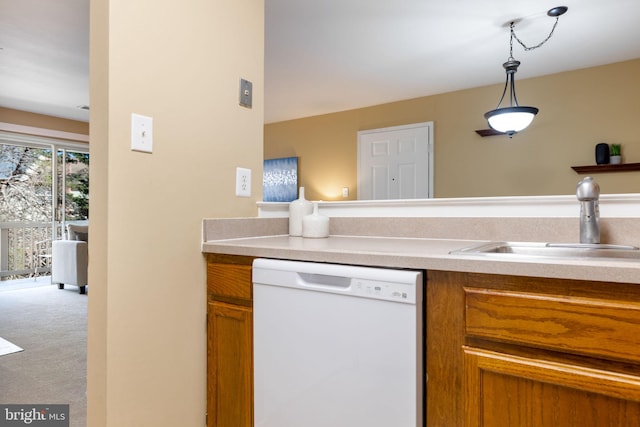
[595,143,609,165]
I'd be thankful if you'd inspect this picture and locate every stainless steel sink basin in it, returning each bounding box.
[450,242,640,261]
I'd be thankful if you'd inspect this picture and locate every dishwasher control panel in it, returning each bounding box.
[253,258,421,305]
[352,278,418,304]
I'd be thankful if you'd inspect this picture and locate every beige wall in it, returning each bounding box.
[265,59,640,200]
[89,0,264,426]
[0,107,89,136]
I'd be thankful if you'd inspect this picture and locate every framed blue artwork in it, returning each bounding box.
[263,157,298,202]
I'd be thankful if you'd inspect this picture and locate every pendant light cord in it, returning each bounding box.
[510,16,561,54]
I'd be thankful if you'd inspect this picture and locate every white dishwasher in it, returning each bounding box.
[252,258,423,427]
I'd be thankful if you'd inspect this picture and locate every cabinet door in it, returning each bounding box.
[208,301,253,427]
[464,346,640,427]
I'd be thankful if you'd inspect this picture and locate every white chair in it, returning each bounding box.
[52,224,88,294]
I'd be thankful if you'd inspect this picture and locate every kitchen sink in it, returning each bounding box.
[450,241,640,261]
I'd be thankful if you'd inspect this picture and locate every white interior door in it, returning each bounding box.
[357,122,433,200]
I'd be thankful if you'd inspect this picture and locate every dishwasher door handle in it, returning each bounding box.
[296,272,351,290]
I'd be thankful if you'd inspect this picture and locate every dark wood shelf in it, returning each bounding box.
[475,129,505,137]
[571,162,640,174]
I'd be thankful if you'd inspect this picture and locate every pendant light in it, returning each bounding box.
[485,6,568,137]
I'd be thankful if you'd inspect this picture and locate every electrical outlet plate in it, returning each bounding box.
[235,167,251,197]
[239,79,252,108]
[131,113,153,153]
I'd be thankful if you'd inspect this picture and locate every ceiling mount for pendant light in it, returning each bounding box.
[547,6,568,17]
[484,6,568,138]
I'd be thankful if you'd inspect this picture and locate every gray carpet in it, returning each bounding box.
[0,278,87,427]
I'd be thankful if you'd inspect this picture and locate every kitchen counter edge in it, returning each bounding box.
[202,229,640,285]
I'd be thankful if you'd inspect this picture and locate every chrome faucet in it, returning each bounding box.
[576,177,600,244]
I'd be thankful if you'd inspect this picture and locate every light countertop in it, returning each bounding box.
[203,224,640,285]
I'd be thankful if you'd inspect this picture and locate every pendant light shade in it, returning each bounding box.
[485,106,538,136]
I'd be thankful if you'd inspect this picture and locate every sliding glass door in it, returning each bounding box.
[0,132,89,279]
[57,149,90,229]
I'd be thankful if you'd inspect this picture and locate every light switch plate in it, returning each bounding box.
[131,113,153,153]
[235,167,251,197]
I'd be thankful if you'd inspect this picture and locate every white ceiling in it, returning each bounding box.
[2,0,640,125]
[0,0,89,122]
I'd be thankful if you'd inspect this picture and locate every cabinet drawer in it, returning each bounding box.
[465,287,640,363]
[207,263,252,303]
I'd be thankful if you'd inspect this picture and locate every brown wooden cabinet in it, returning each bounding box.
[427,270,640,427]
[205,257,640,426]
[206,254,255,427]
